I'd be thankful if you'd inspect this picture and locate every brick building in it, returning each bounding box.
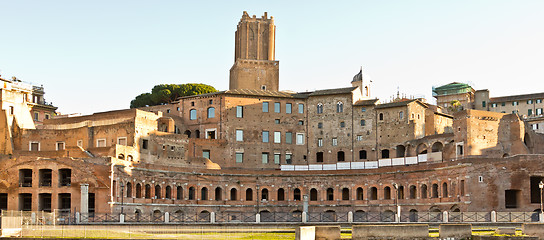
[1,12,544,218]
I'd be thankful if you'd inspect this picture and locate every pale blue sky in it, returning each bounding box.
[1,1,543,114]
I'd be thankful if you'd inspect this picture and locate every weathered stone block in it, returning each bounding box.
[439,223,472,239]
[315,225,341,240]
[295,226,315,240]
[523,223,544,238]
[352,224,429,239]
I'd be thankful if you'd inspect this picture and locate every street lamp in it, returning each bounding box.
[539,181,543,214]
[120,182,125,215]
[393,183,400,222]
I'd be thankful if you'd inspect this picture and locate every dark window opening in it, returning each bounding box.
[294,188,301,201]
[230,188,237,201]
[356,187,363,200]
[19,193,32,211]
[342,188,349,200]
[370,187,378,200]
[326,188,334,201]
[261,189,269,201]
[421,184,428,199]
[384,186,391,200]
[432,184,439,198]
[409,185,417,199]
[215,187,222,201]
[126,182,132,198]
[396,145,405,157]
[189,187,195,200]
[530,176,544,203]
[316,152,324,162]
[136,184,142,198]
[59,169,71,187]
[39,169,52,187]
[381,149,390,158]
[0,193,7,211]
[88,193,95,213]
[177,186,183,200]
[38,193,52,212]
[277,188,285,201]
[310,189,318,201]
[442,183,448,198]
[201,187,208,200]
[19,169,32,187]
[58,193,71,213]
[246,188,253,201]
[145,184,151,199]
[337,151,345,162]
[398,186,405,199]
[505,189,521,208]
[165,186,172,199]
[142,139,149,149]
[359,150,367,160]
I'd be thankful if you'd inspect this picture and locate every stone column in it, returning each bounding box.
[303,195,309,213]
[80,184,89,214]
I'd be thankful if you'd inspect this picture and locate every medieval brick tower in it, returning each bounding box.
[229,12,279,91]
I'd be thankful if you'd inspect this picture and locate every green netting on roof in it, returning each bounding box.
[432,82,474,96]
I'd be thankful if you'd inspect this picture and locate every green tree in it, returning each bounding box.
[130,83,217,108]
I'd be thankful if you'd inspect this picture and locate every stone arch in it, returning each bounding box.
[416,143,428,154]
[409,185,417,199]
[396,145,406,157]
[215,187,222,201]
[356,187,364,200]
[261,188,269,201]
[184,130,191,138]
[431,184,439,198]
[432,142,443,152]
[154,185,161,199]
[310,188,318,201]
[293,188,301,201]
[384,186,391,199]
[201,187,208,200]
[381,149,390,158]
[246,188,253,201]
[230,188,237,201]
[277,188,285,201]
[370,187,378,200]
[420,184,428,199]
[326,188,334,201]
[188,186,195,200]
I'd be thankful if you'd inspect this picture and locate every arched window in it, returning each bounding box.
[356,187,364,200]
[310,188,318,201]
[261,189,269,201]
[294,188,301,201]
[189,109,197,120]
[409,185,417,199]
[188,187,195,200]
[165,186,171,199]
[365,86,369,96]
[215,187,222,201]
[317,103,323,114]
[442,183,448,198]
[176,186,183,200]
[421,184,428,199]
[326,188,334,201]
[342,188,349,200]
[336,102,344,113]
[230,188,237,201]
[126,182,132,198]
[432,184,439,198]
[277,188,285,201]
[195,130,200,138]
[207,107,215,118]
[381,149,390,158]
[184,130,191,138]
[246,188,253,201]
[201,187,208,200]
[396,145,405,157]
[370,187,378,200]
[379,113,384,121]
[136,183,142,198]
[337,151,345,162]
[417,143,428,154]
[384,186,391,200]
[359,150,367,160]
[145,184,151,199]
[155,185,161,199]
[432,142,443,152]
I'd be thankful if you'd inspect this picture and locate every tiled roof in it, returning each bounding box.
[307,87,358,97]
[490,92,544,103]
[375,99,428,109]
[354,99,380,106]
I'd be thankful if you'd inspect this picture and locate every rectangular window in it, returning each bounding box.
[537,99,542,104]
[482,101,486,108]
[298,104,304,114]
[202,150,210,159]
[356,135,363,141]
[340,122,345,128]
[318,138,323,147]
[298,120,304,125]
[262,152,269,164]
[360,120,366,126]
[285,154,292,164]
[142,139,148,149]
[262,102,269,112]
[275,119,280,124]
[332,138,337,146]
[117,137,127,146]
[235,153,243,163]
[399,111,404,120]
[262,131,269,143]
[274,102,280,113]
[316,152,324,162]
[274,154,280,164]
[501,102,506,106]
[512,101,518,106]
[189,109,196,120]
[296,133,304,145]
[492,103,497,108]
[236,130,243,142]
[56,142,65,151]
[96,139,106,147]
[537,108,543,115]
[236,106,243,118]
[286,103,292,114]
[33,112,39,121]
[274,131,281,143]
[286,132,292,144]
[528,100,533,104]
[528,109,533,116]
[361,107,366,112]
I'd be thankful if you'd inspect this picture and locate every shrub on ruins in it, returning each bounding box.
[130,83,217,108]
